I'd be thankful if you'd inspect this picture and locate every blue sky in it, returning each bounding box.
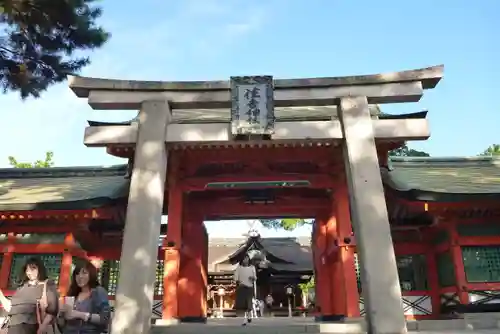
[0,0,498,237]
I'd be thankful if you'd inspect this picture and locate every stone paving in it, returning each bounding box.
[151,317,500,334]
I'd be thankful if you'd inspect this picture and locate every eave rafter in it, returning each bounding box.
[387,191,500,220]
[0,208,112,221]
[106,140,403,158]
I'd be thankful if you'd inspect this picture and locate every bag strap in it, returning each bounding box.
[40,280,48,308]
[36,280,49,326]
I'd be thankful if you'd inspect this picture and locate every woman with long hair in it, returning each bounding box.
[59,261,110,334]
[233,255,256,326]
[0,256,59,334]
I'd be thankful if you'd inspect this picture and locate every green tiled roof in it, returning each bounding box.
[0,165,129,211]
[384,156,500,201]
[0,156,498,211]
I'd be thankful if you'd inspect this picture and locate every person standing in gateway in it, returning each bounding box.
[233,255,256,326]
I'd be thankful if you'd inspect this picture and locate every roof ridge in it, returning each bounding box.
[390,156,500,165]
[389,155,500,162]
[0,164,128,179]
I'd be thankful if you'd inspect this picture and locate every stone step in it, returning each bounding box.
[150,316,500,333]
[464,312,500,330]
[151,319,363,334]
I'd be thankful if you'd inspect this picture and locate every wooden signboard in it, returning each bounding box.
[230,75,275,136]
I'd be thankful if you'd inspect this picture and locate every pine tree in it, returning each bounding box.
[0,0,109,98]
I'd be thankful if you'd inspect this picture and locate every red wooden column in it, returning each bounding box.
[313,214,333,319]
[0,233,16,289]
[177,213,206,322]
[448,222,468,304]
[162,155,183,322]
[311,222,320,316]
[325,212,345,320]
[425,241,441,318]
[200,223,208,317]
[334,186,360,317]
[59,233,76,297]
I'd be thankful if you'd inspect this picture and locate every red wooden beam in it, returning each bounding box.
[458,236,500,246]
[182,146,338,164]
[187,187,329,199]
[402,290,431,296]
[387,193,500,211]
[203,206,324,218]
[0,208,113,221]
[394,243,428,255]
[2,243,67,253]
[195,195,329,206]
[195,196,328,217]
[449,217,500,225]
[0,226,77,234]
[181,174,336,191]
[466,282,500,291]
[180,147,340,177]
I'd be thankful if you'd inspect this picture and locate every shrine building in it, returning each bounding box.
[1,65,499,334]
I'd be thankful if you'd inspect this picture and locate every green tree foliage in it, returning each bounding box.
[389,144,430,157]
[8,151,54,168]
[298,276,315,293]
[260,218,310,231]
[0,0,109,98]
[478,144,500,156]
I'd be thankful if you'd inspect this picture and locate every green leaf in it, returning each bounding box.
[389,144,430,157]
[260,218,311,231]
[298,276,315,292]
[478,144,500,156]
[8,151,55,168]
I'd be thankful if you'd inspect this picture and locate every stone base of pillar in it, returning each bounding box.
[318,322,365,333]
[179,316,207,323]
[155,317,207,326]
[155,318,180,326]
[314,314,346,322]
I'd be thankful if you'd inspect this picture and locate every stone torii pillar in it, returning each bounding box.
[110,101,171,334]
[339,96,405,334]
